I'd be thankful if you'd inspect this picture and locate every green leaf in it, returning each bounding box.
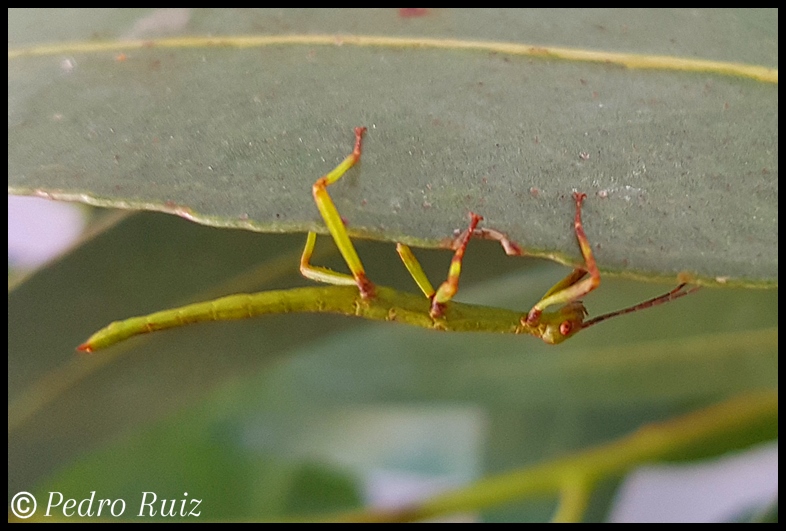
[8,9,778,286]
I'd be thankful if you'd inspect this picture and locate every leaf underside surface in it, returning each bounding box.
[8,9,778,287]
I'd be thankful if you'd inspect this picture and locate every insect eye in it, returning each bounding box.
[559,321,573,336]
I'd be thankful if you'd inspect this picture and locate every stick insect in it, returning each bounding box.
[78,127,697,352]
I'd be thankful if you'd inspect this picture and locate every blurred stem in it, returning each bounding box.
[552,477,591,523]
[326,390,777,522]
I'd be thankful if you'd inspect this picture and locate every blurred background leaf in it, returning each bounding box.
[8,9,777,522]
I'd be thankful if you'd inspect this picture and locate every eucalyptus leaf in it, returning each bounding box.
[8,9,778,286]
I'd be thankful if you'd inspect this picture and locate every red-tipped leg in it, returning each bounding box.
[430,213,483,318]
[525,192,599,326]
[301,127,375,299]
[522,193,698,344]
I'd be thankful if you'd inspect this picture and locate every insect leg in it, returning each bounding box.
[300,127,375,298]
[396,243,437,299]
[429,213,483,318]
[397,212,483,317]
[525,193,600,325]
[300,231,358,287]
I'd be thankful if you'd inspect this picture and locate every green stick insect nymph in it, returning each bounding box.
[78,127,697,352]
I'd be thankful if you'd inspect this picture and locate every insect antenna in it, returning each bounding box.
[581,283,700,329]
